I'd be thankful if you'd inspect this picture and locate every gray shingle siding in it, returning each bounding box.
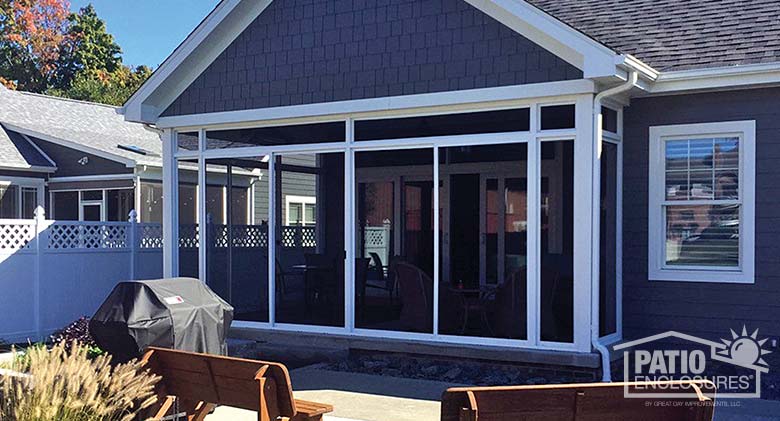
[622,87,780,342]
[162,0,582,117]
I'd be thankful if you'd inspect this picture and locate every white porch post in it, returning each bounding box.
[161,128,178,277]
[573,94,596,352]
[198,129,207,282]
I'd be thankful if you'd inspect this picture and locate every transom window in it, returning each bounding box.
[648,121,755,283]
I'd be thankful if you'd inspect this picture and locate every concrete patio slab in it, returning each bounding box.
[207,365,463,421]
[206,366,780,421]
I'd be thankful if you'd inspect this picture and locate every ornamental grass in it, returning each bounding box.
[0,341,160,421]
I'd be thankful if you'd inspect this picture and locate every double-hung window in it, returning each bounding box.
[648,121,755,283]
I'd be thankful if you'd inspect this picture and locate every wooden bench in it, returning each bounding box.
[141,347,333,421]
[441,380,716,421]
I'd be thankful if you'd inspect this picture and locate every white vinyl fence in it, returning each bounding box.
[0,208,162,343]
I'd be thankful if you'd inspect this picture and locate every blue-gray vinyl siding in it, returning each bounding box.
[162,0,582,116]
[26,136,132,177]
[622,87,780,342]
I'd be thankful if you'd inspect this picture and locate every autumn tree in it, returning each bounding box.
[52,64,151,105]
[0,0,71,92]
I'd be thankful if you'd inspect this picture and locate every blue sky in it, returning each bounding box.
[69,1,220,68]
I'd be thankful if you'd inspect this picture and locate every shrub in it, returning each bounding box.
[0,341,160,421]
[49,317,105,358]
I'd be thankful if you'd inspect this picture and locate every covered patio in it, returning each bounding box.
[161,87,622,355]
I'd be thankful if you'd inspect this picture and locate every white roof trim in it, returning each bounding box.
[651,62,780,94]
[466,0,618,77]
[122,0,621,125]
[0,165,56,173]
[122,0,274,123]
[2,123,137,168]
[19,132,57,168]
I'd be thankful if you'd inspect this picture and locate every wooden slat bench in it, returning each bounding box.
[441,380,716,421]
[141,347,333,421]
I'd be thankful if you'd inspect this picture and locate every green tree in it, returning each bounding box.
[53,4,121,90]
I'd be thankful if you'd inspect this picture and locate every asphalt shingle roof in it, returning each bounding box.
[527,0,780,71]
[0,86,163,167]
[0,125,55,169]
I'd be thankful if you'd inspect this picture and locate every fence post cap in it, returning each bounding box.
[33,206,45,220]
[128,209,138,222]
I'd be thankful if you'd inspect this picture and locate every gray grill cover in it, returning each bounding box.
[89,278,233,362]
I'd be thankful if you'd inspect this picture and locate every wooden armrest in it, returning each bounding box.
[292,398,333,419]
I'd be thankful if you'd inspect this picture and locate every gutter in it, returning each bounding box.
[591,71,638,382]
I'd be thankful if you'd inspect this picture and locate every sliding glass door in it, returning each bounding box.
[439,144,528,340]
[275,152,345,327]
[354,148,434,333]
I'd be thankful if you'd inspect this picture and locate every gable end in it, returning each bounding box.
[162,0,583,117]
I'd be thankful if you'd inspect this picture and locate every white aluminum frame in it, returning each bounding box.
[648,121,756,284]
[164,93,601,353]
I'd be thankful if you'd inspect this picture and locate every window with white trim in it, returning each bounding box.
[648,121,755,283]
[285,195,316,226]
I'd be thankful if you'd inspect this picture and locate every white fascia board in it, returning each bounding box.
[0,165,55,173]
[19,133,58,168]
[2,123,137,168]
[122,0,273,123]
[47,174,136,183]
[467,0,619,78]
[156,79,596,129]
[651,62,780,94]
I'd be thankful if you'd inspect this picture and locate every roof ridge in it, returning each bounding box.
[15,90,121,110]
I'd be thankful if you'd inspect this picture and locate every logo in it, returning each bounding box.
[614,326,771,398]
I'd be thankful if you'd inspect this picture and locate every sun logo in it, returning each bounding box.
[716,326,772,368]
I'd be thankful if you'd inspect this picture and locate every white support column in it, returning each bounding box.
[432,145,440,336]
[615,138,624,339]
[198,129,207,283]
[161,129,178,277]
[573,94,596,352]
[526,106,540,345]
[268,153,276,325]
[345,119,355,331]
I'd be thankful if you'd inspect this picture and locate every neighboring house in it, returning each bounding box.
[0,86,313,224]
[120,0,780,375]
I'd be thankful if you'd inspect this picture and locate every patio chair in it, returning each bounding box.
[393,261,433,332]
[492,269,526,339]
[354,257,372,320]
[141,346,333,421]
[367,252,395,300]
[441,380,716,421]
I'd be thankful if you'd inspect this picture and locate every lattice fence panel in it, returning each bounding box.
[231,225,268,248]
[139,224,163,249]
[301,227,317,248]
[364,227,388,248]
[211,225,229,248]
[0,223,35,251]
[281,226,298,248]
[179,225,199,248]
[48,224,128,249]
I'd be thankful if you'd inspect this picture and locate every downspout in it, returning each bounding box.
[591,71,638,382]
